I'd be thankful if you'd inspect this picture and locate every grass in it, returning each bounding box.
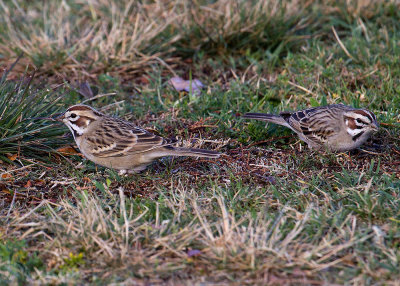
[0,60,65,165]
[1,0,400,284]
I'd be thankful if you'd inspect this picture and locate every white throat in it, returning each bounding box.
[346,127,362,137]
[345,118,364,137]
[65,122,86,139]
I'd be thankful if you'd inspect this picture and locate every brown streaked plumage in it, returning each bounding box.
[57,104,220,173]
[243,104,379,151]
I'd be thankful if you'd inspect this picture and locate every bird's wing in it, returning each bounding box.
[287,106,340,145]
[86,117,174,158]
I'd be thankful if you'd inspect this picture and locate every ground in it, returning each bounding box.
[0,0,400,285]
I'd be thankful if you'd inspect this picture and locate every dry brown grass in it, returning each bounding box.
[0,0,178,80]
[0,0,393,82]
[2,185,385,284]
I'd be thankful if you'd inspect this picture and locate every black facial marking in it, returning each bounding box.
[352,131,364,141]
[71,128,80,138]
[355,118,367,125]
[365,113,373,123]
[354,110,374,124]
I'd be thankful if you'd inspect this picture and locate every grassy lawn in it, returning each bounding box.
[1,0,400,284]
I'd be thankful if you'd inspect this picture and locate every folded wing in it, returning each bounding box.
[87,117,174,157]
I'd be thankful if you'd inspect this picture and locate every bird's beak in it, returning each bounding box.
[371,123,379,131]
[55,114,65,122]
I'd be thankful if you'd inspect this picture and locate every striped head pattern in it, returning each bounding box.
[57,105,103,138]
[344,109,379,141]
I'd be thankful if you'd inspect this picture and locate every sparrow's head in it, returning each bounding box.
[57,104,103,138]
[344,108,379,141]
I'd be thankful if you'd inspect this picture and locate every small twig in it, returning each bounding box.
[1,53,24,81]
[154,56,178,77]
[188,125,218,131]
[332,26,356,61]
[6,190,17,219]
[248,136,291,148]
[392,148,400,156]
[1,164,35,175]
[50,179,77,190]
[288,81,317,97]
[100,100,125,112]
[81,92,117,104]
[14,200,48,223]
[380,122,399,127]
[358,148,383,155]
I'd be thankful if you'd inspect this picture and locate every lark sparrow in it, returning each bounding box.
[56,104,220,173]
[243,104,379,151]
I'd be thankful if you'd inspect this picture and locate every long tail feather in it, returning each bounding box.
[242,113,288,126]
[170,147,220,158]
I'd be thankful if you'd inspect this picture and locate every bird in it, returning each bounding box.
[242,104,379,151]
[55,104,220,173]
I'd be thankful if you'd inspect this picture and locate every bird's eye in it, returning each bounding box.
[70,113,77,119]
[356,118,363,124]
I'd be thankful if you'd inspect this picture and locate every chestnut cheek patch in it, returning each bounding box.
[344,116,356,129]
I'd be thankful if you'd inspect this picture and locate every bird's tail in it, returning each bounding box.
[165,147,220,158]
[148,146,220,160]
[242,113,289,127]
